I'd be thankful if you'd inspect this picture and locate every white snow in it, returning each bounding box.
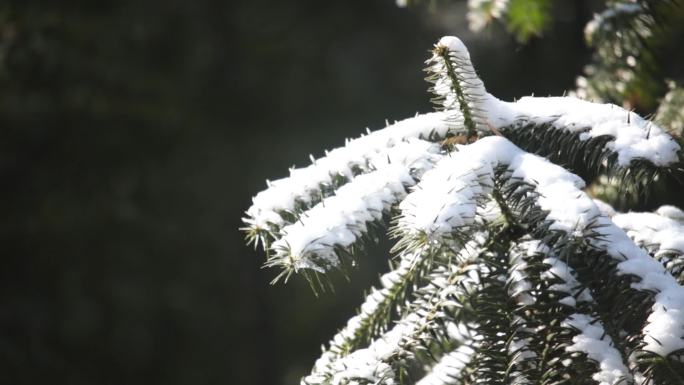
[500,143,684,356]
[245,112,452,232]
[415,344,475,385]
[445,91,682,168]
[494,96,680,167]
[398,151,492,245]
[270,139,442,272]
[417,136,684,357]
[656,205,684,223]
[511,238,594,306]
[435,36,680,167]
[272,164,412,272]
[312,250,427,374]
[511,240,629,383]
[611,245,684,357]
[542,256,594,307]
[318,314,419,385]
[592,199,616,218]
[430,36,489,134]
[563,314,632,385]
[249,35,684,384]
[508,240,538,306]
[399,136,584,244]
[511,167,684,356]
[437,37,474,65]
[612,211,684,256]
[306,237,490,385]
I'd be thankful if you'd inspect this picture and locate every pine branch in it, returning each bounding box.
[394,143,496,253]
[243,112,452,248]
[575,0,678,111]
[457,241,521,385]
[245,35,684,385]
[613,209,684,284]
[263,139,442,285]
[302,234,491,385]
[494,149,684,382]
[497,96,682,170]
[425,37,489,140]
[508,238,632,385]
[577,1,653,107]
[308,248,436,379]
[424,38,682,187]
[415,344,475,385]
[385,226,509,385]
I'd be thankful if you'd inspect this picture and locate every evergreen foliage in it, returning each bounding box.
[244,3,684,384]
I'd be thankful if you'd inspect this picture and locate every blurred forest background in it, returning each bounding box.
[2,1,681,384]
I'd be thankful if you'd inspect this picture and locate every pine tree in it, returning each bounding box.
[243,3,684,384]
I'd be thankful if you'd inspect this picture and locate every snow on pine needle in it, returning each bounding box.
[243,36,684,384]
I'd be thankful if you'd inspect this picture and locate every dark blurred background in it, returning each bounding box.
[0,1,602,384]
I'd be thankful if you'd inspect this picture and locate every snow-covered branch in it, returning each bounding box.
[264,139,441,277]
[244,112,453,246]
[613,209,684,284]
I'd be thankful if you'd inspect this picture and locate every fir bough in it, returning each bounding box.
[243,25,684,385]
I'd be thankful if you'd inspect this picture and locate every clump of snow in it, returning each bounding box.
[310,315,418,385]
[513,167,684,356]
[313,236,492,385]
[656,205,684,223]
[612,211,684,257]
[368,138,441,173]
[592,199,616,218]
[508,240,540,306]
[438,37,472,61]
[442,137,684,357]
[416,344,475,385]
[508,156,684,356]
[312,250,427,374]
[508,334,536,365]
[400,136,584,246]
[270,139,441,272]
[398,151,493,245]
[512,239,628,383]
[246,112,452,232]
[585,218,684,356]
[429,36,489,134]
[543,256,594,307]
[640,288,684,356]
[511,239,593,308]
[493,96,681,167]
[563,314,632,385]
